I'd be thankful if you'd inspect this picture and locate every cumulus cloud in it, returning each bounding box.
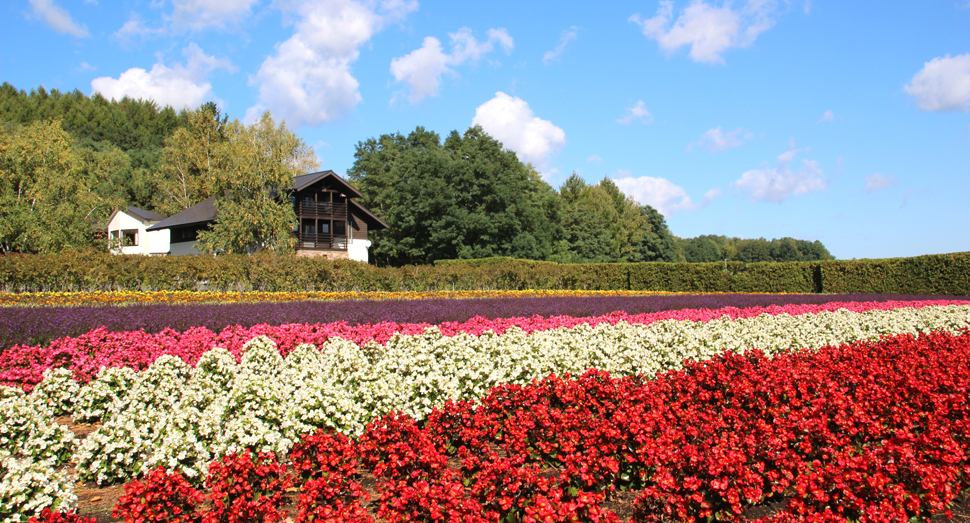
[248,0,417,127]
[611,170,695,217]
[818,109,834,122]
[168,0,260,31]
[904,53,970,112]
[629,0,778,64]
[91,43,235,110]
[472,92,566,174]
[732,147,826,202]
[616,100,653,125]
[391,27,514,104]
[687,126,751,152]
[587,154,603,163]
[28,0,89,37]
[543,26,578,64]
[864,173,898,193]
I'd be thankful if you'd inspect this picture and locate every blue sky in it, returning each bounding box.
[3,0,969,260]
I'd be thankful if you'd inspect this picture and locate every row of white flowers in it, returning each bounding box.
[1,304,969,520]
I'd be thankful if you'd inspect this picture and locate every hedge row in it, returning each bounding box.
[0,251,968,295]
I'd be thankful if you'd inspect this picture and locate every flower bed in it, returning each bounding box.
[1,292,962,351]
[36,328,970,522]
[2,300,969,521]
[1,299,968,390]
[1,303,968,487]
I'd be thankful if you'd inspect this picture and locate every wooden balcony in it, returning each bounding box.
[297,232,348,251]
[297,201,347,220]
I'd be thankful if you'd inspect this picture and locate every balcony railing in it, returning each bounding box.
[298,201,347,219]
[297,233,348,251]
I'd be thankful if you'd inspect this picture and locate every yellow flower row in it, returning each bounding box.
[0,289,787,307]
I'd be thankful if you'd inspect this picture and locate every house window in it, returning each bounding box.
[122,230,138,246]
[320,222,330,234]
[333,221,346,236]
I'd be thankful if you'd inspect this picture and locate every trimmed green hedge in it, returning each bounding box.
[0,251,967,295]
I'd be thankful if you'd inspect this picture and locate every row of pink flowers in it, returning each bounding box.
[2,300,968,390]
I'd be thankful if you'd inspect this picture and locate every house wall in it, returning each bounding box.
[170,241,202,256]
[296,249,350,261]
[347,239,371,263]
[147,229,171,255]
[350,211,368,241]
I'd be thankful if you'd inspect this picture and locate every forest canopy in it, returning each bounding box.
[0,83,834,263]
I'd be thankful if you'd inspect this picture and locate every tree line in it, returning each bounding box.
[0,83,833,264]
[0,83,314,254]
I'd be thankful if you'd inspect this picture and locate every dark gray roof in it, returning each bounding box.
[146,171,386,232]
[349,199,389,229]
[127,206,168,222]
[293,170,363,198]
[146,196,217,231]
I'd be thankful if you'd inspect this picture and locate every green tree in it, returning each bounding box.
[0,83,189,212]
[349,126,561,266]
[154,105,229,215]
[196,112,318,254]
[552,174,613,263]
[734,238,773,263]
[681,235,724,263]
[0,120,119,253]
[634,204,679,262]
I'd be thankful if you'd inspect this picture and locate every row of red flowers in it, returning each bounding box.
[39,328,970,522]
[3,299,968,390]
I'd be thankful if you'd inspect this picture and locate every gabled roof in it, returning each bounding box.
[107,206,168,227]
[292,170,363,198]
[145,171,386,232]
[349,199,389,229]
[127,206,168,222]
[146,196,217,231]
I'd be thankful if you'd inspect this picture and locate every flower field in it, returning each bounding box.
[1,293,969,522]
[0,292,954,356]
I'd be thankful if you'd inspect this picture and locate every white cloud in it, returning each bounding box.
[818,109,834,122]
[904,53,970,112]
[864,173,898,193]
[687,126,751,152]
[733,147,826,202]
[629,0,778,64]
[28,0,89,37]
[113,15,166,45]
[248,0,418,127]
[91,43,235,110]
[616,100,653,125]
[78,62,95,72]
[391,27,513,104]
[611,171,695,217]
[168,0,260,31]
[472,92,566,173]
[390,37,450,104]
[586,154,603,163]
[543,26,578,64]
[702,187,722,205]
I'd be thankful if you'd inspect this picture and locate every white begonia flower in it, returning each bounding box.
[0,456,77,523]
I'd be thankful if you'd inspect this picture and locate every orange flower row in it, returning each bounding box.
[0,289,789,308]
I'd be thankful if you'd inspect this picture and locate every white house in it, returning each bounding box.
[112,170,387,263]
[106,207,171,255]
